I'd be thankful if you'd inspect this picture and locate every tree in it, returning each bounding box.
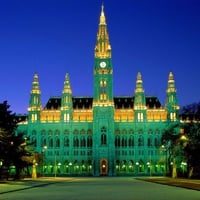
[0,101,32,179]
[161,122,185,178]
[181,102,200,178]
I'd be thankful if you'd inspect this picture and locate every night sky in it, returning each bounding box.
[0,0,200,114]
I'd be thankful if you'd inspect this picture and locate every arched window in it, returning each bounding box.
[41,137,46,147]
[32,136,37,147]
[64,136,69,147]
[147,137,153,147]
[115,136,120,147]
[128,136,134,147]
[121,136,127,147]
[49,137,53,148]
[73,137,79,147]
[154,137,159,147]
[138,136,144,146]
[81,136,86,147]
[101,126,107,145]
[56,138,60,147]
[101,134,107,145]
[87,136,92,147]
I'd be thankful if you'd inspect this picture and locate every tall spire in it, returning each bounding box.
[95,4,111,58]
[31,73,41,94]
[100,4,106,25]
[167,72,176,93]
[166,72,179,121]
[28,73,42,122]
[62,73,72,94]
[61,73,73,122]
[135,72,144,93]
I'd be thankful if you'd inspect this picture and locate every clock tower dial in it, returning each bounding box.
[100,61,106,68]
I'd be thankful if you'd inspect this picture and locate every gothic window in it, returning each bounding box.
[87,136,92,147]
[32,130,37,135]
[48,130,53,135]
[56,138,60,147]
[87,129,92,135]
[101,126,107,145]
[80,136,86,147]
[129,129,134,134]
[41,130,46,135]
[73,137,79,147]
[41,138,47,147]
[73,129,79,135]
[147,137,153,147]
[115,129,120,134]
[80,129,85,134]
[49,137,53,148]
[128,136,134,147]
[100,80,107,100]
[138,136,144,146]
[121,136,127,147]
[137,112,144,122]
[64,129,69,135]
[32,136,37,147]
[115,136,120,147]
[148,129,153,134]
[64,137,69,147]
[154,137,160,147]
[55,130,60,136]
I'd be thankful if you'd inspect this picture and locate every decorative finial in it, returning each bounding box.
[100,3,106,25]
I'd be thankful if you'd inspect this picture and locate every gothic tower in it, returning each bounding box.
[166,72,179,121]
[60,73,73,122]
[93,5,115,176]
[28,73,42,123]
[134,72,147,122]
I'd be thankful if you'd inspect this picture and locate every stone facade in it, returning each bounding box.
[17,5,179,176]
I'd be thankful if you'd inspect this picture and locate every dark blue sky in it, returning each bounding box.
[0,0,200,114]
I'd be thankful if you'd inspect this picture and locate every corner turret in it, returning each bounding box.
[28,73,42,123]
[166,72,179,121]
[61,73,73,122]
[134,72,147,122]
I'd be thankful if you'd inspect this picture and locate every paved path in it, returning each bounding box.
[137,177,200,191]
[0,177,200,200]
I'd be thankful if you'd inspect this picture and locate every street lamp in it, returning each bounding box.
[42,145,47,176]
[54,151,57,177]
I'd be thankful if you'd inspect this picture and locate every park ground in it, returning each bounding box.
[1,176,200,194]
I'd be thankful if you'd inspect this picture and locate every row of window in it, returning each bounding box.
[31,128,162,136]
[32,135,160,148]
[45,150,156,157]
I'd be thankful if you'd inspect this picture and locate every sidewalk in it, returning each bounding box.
[137,177,200,191]
[0,177,58,194]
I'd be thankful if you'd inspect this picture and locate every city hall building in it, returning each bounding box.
[17,6,179,176]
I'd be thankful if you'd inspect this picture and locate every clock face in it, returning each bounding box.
[100,61,106,68]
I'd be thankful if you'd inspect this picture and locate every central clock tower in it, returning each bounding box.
[93,5,115,176]
[93,5,113,104]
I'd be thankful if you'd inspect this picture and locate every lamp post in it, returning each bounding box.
[42,145,47,176]
[54,151,57,177]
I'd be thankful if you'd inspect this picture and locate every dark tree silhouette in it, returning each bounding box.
[181,101,200,178]
[0,101,32,179]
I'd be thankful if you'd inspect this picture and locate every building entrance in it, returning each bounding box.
[100,158,108,176]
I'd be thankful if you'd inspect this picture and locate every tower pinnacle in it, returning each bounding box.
[100,4,106,25]
[95,5,111,58]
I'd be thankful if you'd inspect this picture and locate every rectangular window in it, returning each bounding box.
[137,112,143,122]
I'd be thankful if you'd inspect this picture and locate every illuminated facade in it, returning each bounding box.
[18,6,179,176]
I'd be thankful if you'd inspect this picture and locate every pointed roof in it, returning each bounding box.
[99,4,106,25]
[135,72,144,93]
[167,71,176,93]
[31,73,41,94]
[95,4,111,58]
[62,73,72,94]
